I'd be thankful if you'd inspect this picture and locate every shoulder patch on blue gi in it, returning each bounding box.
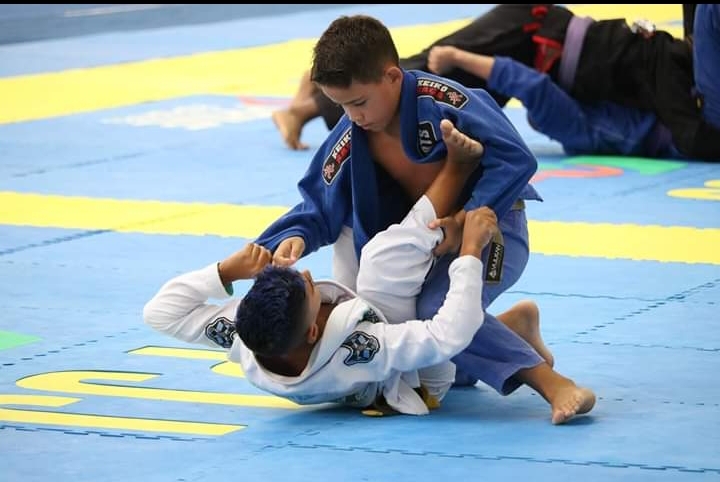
[205,316,236,349]
[341,331,380,366]
[417,120,438,155]
[417,78,469,109]
[322,127,352,185]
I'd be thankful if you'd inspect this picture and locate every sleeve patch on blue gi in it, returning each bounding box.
[418,121,438,155]
[322,127,352,185]
[205,316,236,348]
[341,331,380,365]
[417,78,469,109]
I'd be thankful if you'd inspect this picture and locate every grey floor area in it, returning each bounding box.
[0,4,364,45]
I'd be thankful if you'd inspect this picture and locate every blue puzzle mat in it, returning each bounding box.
[1,4,718,482]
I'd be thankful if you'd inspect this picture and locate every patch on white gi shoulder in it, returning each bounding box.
[205,316,236,349]
[341,331,380,366]
[417,121,438,155]
[361,308,381,324]
[417,78,469,109]
[322,127,352,185]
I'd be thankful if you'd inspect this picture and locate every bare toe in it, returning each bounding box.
[551,387,596,425]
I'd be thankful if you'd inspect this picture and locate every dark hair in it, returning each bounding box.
[234,265,308,356]
[311,15,399,88]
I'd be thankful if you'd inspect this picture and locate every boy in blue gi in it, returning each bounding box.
[425,46,684,158]
[274,5,720,160]
[256,15,577,420]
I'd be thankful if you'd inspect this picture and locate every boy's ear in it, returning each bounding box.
[305,323,319,344]
[386,65,403,83]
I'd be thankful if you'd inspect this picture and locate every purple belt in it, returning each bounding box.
[558,15,594,91]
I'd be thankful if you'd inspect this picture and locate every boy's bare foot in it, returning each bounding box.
[517,362,596,425]
[551,386,596,425]
[440,119,484,166]
[272,109,309,150]
[498,300,554,367]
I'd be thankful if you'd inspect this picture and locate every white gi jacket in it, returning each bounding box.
[144,196,486,415]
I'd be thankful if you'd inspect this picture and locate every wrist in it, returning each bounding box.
[216,261,234,294]
[458,243,483,259]
[452,48,466,69]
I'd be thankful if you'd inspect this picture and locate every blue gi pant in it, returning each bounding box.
[417,207,543,395]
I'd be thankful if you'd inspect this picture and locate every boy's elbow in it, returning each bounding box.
[524,150,538,173]
[142,298,167,332]
[517,150,538,183]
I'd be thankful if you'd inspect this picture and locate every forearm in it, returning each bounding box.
[254,206,319,254]
[357,195,443,324]
[143,264,235,347]
[217,262,236,287]
[379,255,486,372]
[449,90,537,217]
[488,56,594,149]
[256,172,351,254]
[463,150,536,217]
[451,49,494,80]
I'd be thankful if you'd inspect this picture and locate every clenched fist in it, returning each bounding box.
[218,243,272,285]
[272,236,306,267]
[459,207,498,258]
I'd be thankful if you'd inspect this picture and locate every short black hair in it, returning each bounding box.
[311,14,400,87]
[234,265,308,356]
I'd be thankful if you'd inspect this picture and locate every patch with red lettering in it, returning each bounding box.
[322,127,352,185]
[417,78,469,109]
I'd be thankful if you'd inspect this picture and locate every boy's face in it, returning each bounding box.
[320,66,402,132]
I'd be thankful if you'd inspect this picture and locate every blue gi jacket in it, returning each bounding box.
[256,70,541,259]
